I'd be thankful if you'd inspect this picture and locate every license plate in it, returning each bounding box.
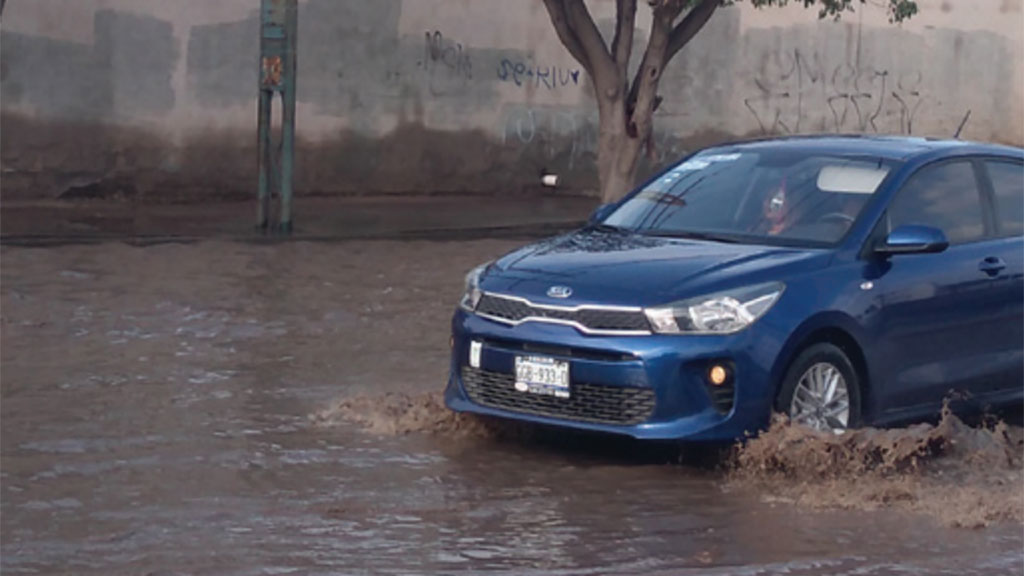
[514,356,570,399]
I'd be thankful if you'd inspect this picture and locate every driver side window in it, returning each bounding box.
[887,160,986,245]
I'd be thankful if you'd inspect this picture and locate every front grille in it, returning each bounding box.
[476,293,650,334]
[461,367,655,425]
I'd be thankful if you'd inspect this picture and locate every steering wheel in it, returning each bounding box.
[818,212,855,225]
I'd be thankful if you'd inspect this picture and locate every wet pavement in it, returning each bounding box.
[0,195,593,244]
[2,240,1022,575]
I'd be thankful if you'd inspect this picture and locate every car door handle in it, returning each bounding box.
[979,257,1006,277]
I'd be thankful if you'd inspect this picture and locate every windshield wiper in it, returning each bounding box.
[639,229,741,244]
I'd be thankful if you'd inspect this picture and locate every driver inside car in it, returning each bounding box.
[755,172,866,238]
[763,179,790,236]
[752,176,810,236]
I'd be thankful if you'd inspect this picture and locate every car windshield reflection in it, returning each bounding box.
[603,150,897,247]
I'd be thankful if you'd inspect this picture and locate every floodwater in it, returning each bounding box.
[2,241,1021,576]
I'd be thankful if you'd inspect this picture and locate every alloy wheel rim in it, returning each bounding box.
[789,362,850,433]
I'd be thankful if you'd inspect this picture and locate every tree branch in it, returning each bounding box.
[540,0,594,74]
[625,2,683,132]
[563,0,617,86]
[610,0,637,81]
[666,0,720,61]
[622,0,719,136]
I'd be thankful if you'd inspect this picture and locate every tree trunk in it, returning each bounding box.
[591,2,676,204]
[597,122,644,204]
[594,85,645,204]
[540,0,719,204]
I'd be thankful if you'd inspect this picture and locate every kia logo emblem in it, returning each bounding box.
[547,285,573,299]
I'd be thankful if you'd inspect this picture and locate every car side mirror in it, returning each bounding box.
[588,203,616,224]
[875,225,949,256]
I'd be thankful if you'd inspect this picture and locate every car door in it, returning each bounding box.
[870,158,1007,413]
[976,157,1024,395]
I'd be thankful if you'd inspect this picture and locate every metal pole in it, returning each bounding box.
[280,93,295,233]
[257,89,272,229]
[279,0,298,233]
[258,0,297,234]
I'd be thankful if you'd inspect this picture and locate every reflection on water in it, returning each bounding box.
[1,241,1021,575]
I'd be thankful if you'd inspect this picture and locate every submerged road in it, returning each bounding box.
[2,240,1021,575]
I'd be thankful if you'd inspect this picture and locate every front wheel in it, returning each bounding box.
[775,343,862,433]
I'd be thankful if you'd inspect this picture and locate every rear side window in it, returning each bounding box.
[888,161,985,245]
[986,160,1024,237]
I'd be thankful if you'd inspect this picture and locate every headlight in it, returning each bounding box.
[644,282,784,334]
[459,262,490,312]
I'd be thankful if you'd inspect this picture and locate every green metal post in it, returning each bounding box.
[257,89,272,229]
[258,0,298,234]
[279,0,298,233]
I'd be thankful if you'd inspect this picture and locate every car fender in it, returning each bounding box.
[768,311,878,417]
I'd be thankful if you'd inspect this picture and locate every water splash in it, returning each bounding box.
[312,392,505,438]
[728,407,1024,528]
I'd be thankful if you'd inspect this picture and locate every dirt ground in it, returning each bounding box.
[2,238,1022,575]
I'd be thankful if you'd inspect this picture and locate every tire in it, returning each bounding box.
[775,343,862,432]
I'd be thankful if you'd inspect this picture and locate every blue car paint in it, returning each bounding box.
[445,136,1024,441]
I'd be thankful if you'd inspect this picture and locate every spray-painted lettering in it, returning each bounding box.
[744,48,939,136]
[416,30,472,96]
[497,59,581,90]
[500,106,686,172]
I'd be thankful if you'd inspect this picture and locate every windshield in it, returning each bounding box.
[603,149,898,246]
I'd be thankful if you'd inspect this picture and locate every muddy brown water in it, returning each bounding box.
[2,241,1021,575]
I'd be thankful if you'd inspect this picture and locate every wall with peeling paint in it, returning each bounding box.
[1,0,1021,200]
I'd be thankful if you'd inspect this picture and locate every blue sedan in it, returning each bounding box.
[445,136,1024,441]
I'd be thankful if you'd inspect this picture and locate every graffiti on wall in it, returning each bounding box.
[744,49,933,136]
[500,106,687,172]
[416,30,472,96]
[501,106,593,169]
[419,30,472,79]
[497,59,582,90]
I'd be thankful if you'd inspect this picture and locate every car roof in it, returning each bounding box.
[702,134,1023,162]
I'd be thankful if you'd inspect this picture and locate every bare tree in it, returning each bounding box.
[541,0,918,202]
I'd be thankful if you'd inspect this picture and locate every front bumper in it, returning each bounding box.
[445,309,782,441]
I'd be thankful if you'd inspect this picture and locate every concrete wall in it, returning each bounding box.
[1,0,1021,200]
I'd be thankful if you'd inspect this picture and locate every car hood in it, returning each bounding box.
[483,229,830,307]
